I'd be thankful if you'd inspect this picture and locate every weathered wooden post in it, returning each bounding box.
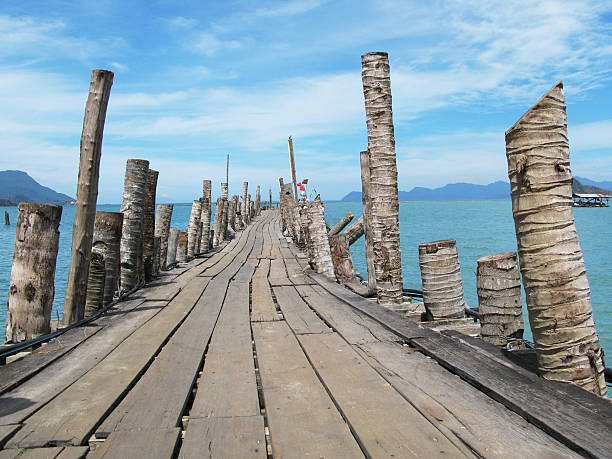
[328,212,354,237]
[211,197,223,248]
[200,180,212,252]
[255,185,261,216]
[329,234,355,284]
[228,196,238,232]
[288,136,299,204]
[361,53,403,304]
[269,188,272,210]
[167,227,180,266]
[154,204,173,270]
[241,182,249,227]
[195,221,203,253]
[418,239,466,320]
[221,199,230,241]
[92,211,123,305]
[299,203,313,259]
[119,159,149,293]
[4,211,9,225]
[221,182,228,200]
[307,196,336,279]
[142,169,158,282]
[187,199,202,259]
[505,81,606,395]
[63,69,113,325]
[248,194,253,221]
[153,236,161,276]
[344,216,364,246]
[477,252,524,345]
[177,231,188,262]
[84,252,105,317]
[360,151,376,293]
[6,203,62,342]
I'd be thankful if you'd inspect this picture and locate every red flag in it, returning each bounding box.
[302,178,309,184]
[299,184,305,191]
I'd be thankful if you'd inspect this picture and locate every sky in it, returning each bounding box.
[0,0,611,202]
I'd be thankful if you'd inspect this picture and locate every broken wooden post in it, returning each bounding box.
[92,211,123,305]
[4,211,9,225]
[200,180,212,252]
[241,182,249,227]
[344,215,364,246]
[63,69,113,325]
[177,231,188,263]
[142,169,158,282]
[167,227,180,266]
[505,81,606,396]
[329,233,355,284]
[119,159,149,293]
[84,252,105,317]
[477,252,524,346]
[418,239,466,320]
[154,204,173,270]
[187,199,202,259]
[306,195,336,279]
[288,136,299,204]
[361,53,403,304]
[6,203,62,342]
[328,212,354,237]
[255,185,261,216]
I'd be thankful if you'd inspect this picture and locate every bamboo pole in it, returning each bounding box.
[92,211,123,305]
[167,227,180,266]
[142,169,158,282]
[328,212,354,237]
[119,159,149,293]
[187,199,202,258]
[288,137,299,204]
[344,216,364,246]
[505,81,606,395]
[361,53,403,304]
[200,180,212,252]
[63,69,113,325]
[154,204,173,270]
[84,252,105,317]
[6,203,62,342]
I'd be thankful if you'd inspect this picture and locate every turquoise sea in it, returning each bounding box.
[1,201,610,361]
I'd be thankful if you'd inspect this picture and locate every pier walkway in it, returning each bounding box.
[0,211,610,458]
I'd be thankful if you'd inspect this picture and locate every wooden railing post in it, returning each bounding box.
[63,69,113,325]
[154,204,173,270]
[92,211,123,305]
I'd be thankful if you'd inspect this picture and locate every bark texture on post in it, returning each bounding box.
[248,197,253,221]
[329,234,355,284]
[505,81,606,395]
[344,215,365,246]
[328,212,355,237]
[6,203,62,342]
[195,222,203,253]
[281,184,298,238]
[200,180,212,252]
[221,183,228,200]
[418,239,466,321]
[177,231,188,262]
[221,199,229,241]
[477,252,524,346]
[119,159,149,293]
[241,182,249,227]
[167,228,180,266]
[307,196,336,279]
[361,53,403,304]
[154,204,173,270]
[361,149,378,295]
[187,200,202,258]
[298,205,311,252]
[228,196,238,232]
[153,236,160,276]
[212,197,223,248]
[84,252,105,317]
[63,69,113,326]
[93,211,123,305]
[142,169,158,283]
[255,185,261,216]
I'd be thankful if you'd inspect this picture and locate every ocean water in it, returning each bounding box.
[0,201,610,360]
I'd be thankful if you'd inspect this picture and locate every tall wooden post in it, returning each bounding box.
[167,227,180,266]
[360,151,377,294]
[505,81,606,395]
[200,180,212,252]
[361,53,403,304]
[142,169,158,282]
[187,200,202,258]
[307,196,336,279]
[6,203,62,342]
[154,204,173,270]
[119,159,149,293]
[288,136,299,204]
[63,69,113,325]
[93,211,123,305]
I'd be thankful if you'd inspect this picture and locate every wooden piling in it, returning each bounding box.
[6,203,62,342]
[344,215,364,246]
[248,194,253,221]
[166,227,180,266]
[229,196,238,232]
[142,169,158,282]
[360,151,377,295]
[255,185,261,216]
[119,159,149,293]
[328,212,354,237]
[329,234,355,284]
[4,211,9,225]
[84,252,106,317]
[477,252,524,346]
[241,182,249,227]
[63,69,114,325]
[221,199,230,241]
[281,184,297,238]
[200,180,212,252]
[154,204,173,270]
[177,231,188,262]
[418,239,466,320]
[361,53,403,304]
[153,236,161,276]
[505,81,606,395]
[307,196,336,279]
[212,197,223,248]
[187,200,202,258]
[92,211,123,305]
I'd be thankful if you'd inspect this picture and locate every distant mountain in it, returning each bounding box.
[0,170,74,205]
[574,177,612,194]
[341,181,510,201]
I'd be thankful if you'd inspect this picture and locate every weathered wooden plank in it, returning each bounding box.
[272,286,330,334]
[55,447,89,459]
[251,260,279,322]
[298,332,467,458]
[180,416,266,459]
[7,278,209,448]
[0,447,65,459]
[233,259,257,284]
[88,428,180,459]
[268,259,289,286]
[283,258,315,285]
[252,321,363,458]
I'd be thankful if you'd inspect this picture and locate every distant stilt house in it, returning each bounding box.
[573,193,611,207]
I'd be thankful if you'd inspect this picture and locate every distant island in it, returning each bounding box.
[341,177,612,201]
[0,170,74,206]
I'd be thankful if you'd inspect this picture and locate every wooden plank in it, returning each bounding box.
[251,260,279,322]
[283,258,315,285]
[55,447,89,459]
[272,286,330,334]
[179,416,266,459]
[252,321,363,458]
[0,425,19,448]
[298,332,467,458]
[268,259,289,286]
[7,278,209,448]
[88,428,180,459]
[233,259,257,283]
[0,447,64,459]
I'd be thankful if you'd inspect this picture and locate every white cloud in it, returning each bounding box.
[255,0,325,17]
[569,120,612,151]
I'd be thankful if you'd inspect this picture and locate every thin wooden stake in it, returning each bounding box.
[288,136,299,203]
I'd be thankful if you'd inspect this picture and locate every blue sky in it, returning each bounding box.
[1,0,611,202]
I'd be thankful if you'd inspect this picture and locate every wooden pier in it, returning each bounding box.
[0,210,610,458]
